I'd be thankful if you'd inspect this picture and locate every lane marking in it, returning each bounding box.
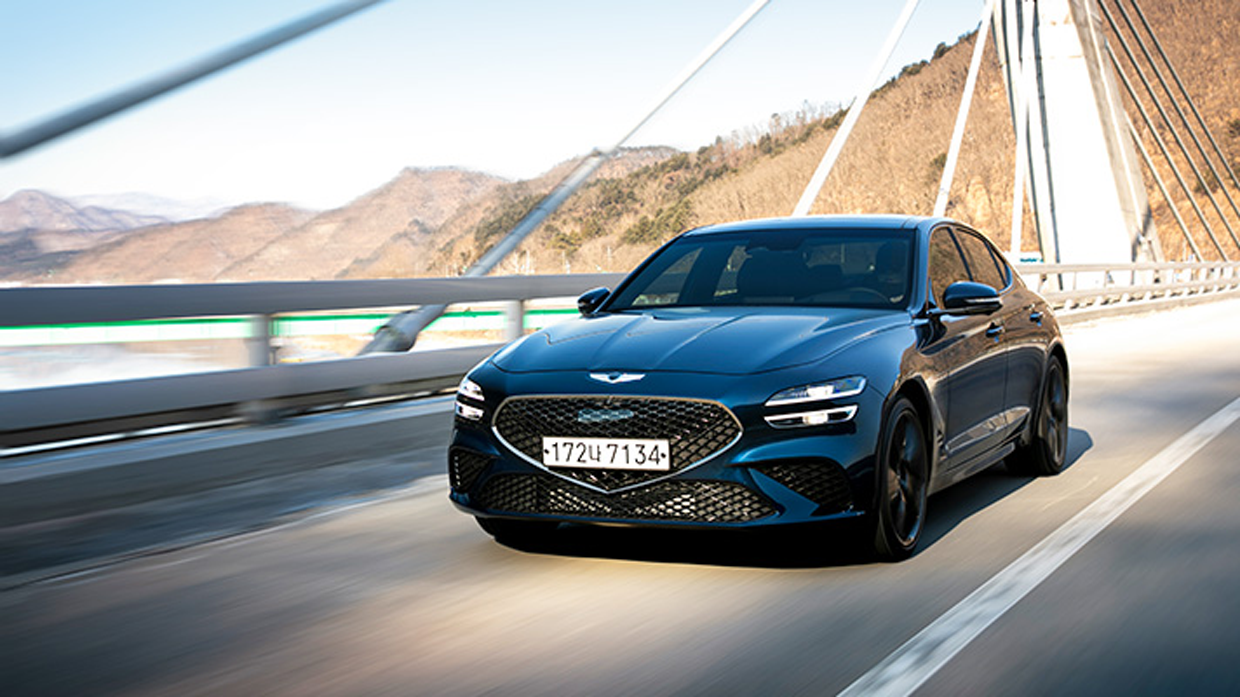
[839,396,1240,697]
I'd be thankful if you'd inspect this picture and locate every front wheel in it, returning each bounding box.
[1009,357,1069,477]
[870,397,929,561]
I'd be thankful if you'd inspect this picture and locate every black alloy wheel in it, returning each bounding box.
[1009,357,1069,477]
[871,397,929,561]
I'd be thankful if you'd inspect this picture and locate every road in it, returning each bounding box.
[5,300,1240,696]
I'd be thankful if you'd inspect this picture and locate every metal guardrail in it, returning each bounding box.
[3,263,1238,450]
[0,273,622,449]
[1020,261,1240,312]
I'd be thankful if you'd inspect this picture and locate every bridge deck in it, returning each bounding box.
[3,298,1240,695]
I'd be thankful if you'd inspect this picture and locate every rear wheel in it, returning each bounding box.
[870,397,929,561]
[476,517,557,543]
[1009,357,1068,476]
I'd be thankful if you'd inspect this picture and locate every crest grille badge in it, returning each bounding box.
[589,372,645,384]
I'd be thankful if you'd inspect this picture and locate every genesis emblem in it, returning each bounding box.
[589,372,645,384]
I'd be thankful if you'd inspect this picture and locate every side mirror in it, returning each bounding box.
[577,287,610,316]
[941,281,1001,315]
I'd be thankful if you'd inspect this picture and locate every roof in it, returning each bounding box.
[682,214,947,238]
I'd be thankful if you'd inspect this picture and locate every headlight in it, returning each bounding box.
[458,377,485,403]
[765,405,858,428]
[764,376,865,428]
[456,377,485,422]
[765,376,866,407]
[455,402,484,421]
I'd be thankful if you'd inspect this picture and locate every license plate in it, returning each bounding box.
[542,437,671,471]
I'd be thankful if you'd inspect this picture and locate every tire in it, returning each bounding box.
[476,517,557,542]
[1009,357,1069,477]
[870,397,930,561]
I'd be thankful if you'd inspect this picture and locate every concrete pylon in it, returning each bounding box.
[993,0,1161,263]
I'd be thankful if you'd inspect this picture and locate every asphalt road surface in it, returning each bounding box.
[5,300,1240,696]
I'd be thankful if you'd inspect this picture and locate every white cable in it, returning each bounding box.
[792,0,924,217]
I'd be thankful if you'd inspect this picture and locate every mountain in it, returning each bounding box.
[219,167,505,281]
[0,190,170,235]
[32,204,315,284]
[446,0,1239,272]
[67,193,232,223]
[1,167,509,284]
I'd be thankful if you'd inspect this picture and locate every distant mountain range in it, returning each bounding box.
[0,190,171,235]
[66,193,232,223]
[0,156,667,284]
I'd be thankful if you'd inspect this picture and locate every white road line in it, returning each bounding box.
[839,396,1240,697]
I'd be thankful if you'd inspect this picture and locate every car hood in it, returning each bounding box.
[491,307,907,375]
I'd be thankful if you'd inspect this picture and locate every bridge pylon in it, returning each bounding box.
[994,0,1160,263]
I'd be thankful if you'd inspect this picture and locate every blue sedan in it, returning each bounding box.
[448,215,1068,560]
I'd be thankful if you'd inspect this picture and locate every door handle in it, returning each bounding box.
[985,323,1004,338]
[1029,311,1044,324]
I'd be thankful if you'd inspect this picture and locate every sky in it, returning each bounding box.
[0,0,988,212]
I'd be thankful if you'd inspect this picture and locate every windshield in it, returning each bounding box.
[606,228,912,311]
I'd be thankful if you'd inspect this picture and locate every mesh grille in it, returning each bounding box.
[449,448,492,492]
[751,461,853,513]
[475,473,775,524]
[493,396,740,490]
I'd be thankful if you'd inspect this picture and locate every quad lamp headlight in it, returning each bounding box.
[455,377,485,421]
[764,376,865,428]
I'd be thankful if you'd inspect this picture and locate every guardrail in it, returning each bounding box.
[3,262,1238,451]
[1021,261,1240,316]
[1,273,622,449]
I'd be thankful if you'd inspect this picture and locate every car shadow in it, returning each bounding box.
[918,426,1093,549]
[495,427,1095,570]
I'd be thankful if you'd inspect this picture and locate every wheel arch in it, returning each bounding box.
[890,377,936,478]
[1048,341,1069,392]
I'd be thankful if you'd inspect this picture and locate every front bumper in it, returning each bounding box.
[448,374,884,529]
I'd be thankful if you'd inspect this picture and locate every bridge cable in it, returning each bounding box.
[1005,0,1037,258]
[0,0,389,159]
[1126,0,1240,192]
[1104,41,1228,260]
[1082,0,1161,261]
[1126,114,1203,260]
[791,0,924,216]
[1110,0,1240,240]
[933,0,997,218]
[1099,1,1240,256]
[361,0,774,353]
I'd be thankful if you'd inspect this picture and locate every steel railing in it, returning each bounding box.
[0,273,621,449]
[3,262,1238,450]
[1020,261,1240,312]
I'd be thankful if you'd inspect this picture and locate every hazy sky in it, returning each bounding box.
[1,0,986,211]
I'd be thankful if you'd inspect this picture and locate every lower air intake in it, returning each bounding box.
[751,461,853,513]
[474,473,775,524]
[449,448,492,492]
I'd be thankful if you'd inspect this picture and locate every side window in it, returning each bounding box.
[928,228,970,306]
[628,247,701,307]
[990,243,1014,289]
[955,230,1007,291]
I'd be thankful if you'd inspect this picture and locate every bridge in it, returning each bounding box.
[4,1,1240,695]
